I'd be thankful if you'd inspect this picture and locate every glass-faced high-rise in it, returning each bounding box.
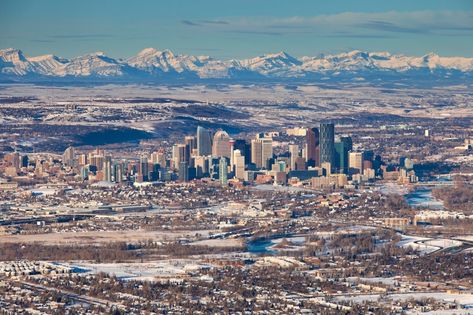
[219,157,228,185]
[319,122,335,166]
[197,126,212,156]
[334,136,352,174]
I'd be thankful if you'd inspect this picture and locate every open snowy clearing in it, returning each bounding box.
[67,260,213,281]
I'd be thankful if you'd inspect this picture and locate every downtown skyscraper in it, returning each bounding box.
[319,122,335,166]
[196,126,212,156]
[306,127,319,167]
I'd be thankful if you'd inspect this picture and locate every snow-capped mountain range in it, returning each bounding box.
[1,47,472,83]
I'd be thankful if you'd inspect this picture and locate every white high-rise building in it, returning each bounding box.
[289,144,299,170]
[103,156,112,182]
[251,137,273,169]
[172,144,187,170]
[151,150,167,167]
[63,146,75,167]
[261,138,273,169]
[349,152,363,174]
[233,149,245,180]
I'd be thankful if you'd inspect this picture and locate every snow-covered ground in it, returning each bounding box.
[377,182,409,195]
[347,276,399,286]
[335,292,473,308]
[423,239,462,249]
[457,236,473,242]
[191,238,243,248]
[398,235,463,255]
[69,260,213,281]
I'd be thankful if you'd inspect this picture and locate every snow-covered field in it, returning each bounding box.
[191,238,243,248]
[1,83,473,121]
[69,260,213,281]
[398,235,463,255]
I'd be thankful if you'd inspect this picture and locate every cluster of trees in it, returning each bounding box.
[382,194,410,212]
[0,242,137,262]
[366,248,473,282]
[433,182,473,212]
[0,241,244,263]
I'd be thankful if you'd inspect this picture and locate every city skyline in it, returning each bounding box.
[2,2,473,313]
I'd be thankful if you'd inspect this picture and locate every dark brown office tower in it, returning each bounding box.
[306,127,319,167]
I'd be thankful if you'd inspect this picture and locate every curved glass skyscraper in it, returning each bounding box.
[196,126,212,156]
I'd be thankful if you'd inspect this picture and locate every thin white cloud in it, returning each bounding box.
[182,11,473,36]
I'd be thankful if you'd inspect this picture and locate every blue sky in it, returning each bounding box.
[1,0,472,59]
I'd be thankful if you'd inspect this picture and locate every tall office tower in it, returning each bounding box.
[89,148,105,161]
[196,126,212,156]
[212,130,231,158]
[209,157,221,180]
[150,151,158,164]
[178,161,189,182]
[21,155,29,168]
[289,144,299,170]
[139,156,149,181]
[151,149,167,168]
[219,157,228,185]
[63,146,75,167]
[172,144,187,170]
[229,139,235,167]
[78,154,88,166]
[103,156,112,182]
[112,162,122,182]
[149,162,160,181]
[93,155,105,172]
[233,149,245,180]
[349,151,364,174]
[251,137,273,169]
[185,136,196,151]
[194,156,208,178]
[251,139,263,168]
[261,138,273,169]
[305,127,319,167]
[234,139,250,165]
[334,136,352,174]
[185,136,197,158]
[80,165,89,180]
[319,122,335,166]
[342,136,353,152]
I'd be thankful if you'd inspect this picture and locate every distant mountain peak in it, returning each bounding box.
[80,51,107,58]
[138,47,159,55]
[1,47,472,82]
[0,48,27,63]
[266,51,291,58]
[136,47,172,57]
